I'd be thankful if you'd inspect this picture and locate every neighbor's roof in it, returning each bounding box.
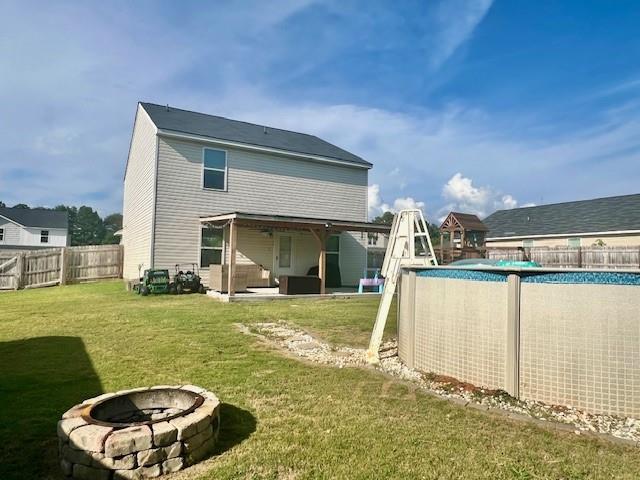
[483,193,640,239]
[140,102,371,168]
[0,207,68,229]
[441,212,488,231]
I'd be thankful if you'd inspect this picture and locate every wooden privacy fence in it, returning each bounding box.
[487,246,640,269]
[0,245,123,290]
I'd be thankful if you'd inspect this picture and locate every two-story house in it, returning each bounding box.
[0,208,69,249]
[121,103,388,295]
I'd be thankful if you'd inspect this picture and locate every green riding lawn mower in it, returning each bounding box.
[133,269,171,296]
[133,263,206,296]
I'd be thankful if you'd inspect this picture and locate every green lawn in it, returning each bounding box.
[0,281,638,479]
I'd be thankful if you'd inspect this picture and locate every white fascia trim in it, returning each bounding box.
[486,229,640,241]
[0,213,25,228]
[156,129,371,170]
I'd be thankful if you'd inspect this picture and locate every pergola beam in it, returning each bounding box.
[227,219,237,297]
[309,228,328,295]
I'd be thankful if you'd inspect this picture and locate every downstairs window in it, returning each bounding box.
[201,228,223,267]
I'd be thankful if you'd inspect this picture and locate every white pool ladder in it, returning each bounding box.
[366,209,438,363]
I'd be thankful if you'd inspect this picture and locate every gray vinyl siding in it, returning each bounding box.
[153,136,368,280]
[122,105,157,279]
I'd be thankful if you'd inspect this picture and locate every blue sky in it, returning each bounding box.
[1,0,640,220]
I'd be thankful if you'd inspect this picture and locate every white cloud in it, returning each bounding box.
[431,0,493,68]
[368,183,426,219]
[441,173,521,218]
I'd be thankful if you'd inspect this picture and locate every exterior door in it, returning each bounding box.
[274,233,294,277]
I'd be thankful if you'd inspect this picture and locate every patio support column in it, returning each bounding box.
[310,229,327,295]
[228,219,237,297]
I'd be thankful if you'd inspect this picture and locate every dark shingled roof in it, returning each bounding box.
[483,193,640,238]
[0,208,68,229]
[141,102,371,167]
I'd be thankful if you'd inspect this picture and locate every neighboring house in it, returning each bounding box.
[366,232,388,277]
[121,102,388,290]
[484,193,640,247]
[0,208,69,249]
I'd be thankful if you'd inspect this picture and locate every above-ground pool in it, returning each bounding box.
[398,266,640,417]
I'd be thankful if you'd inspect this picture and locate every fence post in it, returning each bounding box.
[404,270,417,369]
[505,273,521,398]
[60,247,68,285]
[577,246,582,268]
[15,253,25,290]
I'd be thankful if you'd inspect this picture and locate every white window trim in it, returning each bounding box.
[40,230,49,244]
[199,226,225,268]
[202,147,228,191]
[0,227,4,242]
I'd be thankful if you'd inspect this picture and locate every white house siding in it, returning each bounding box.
[21,227,68,247]
[0,220,67,248]
[122,106,158,279]
[152,136,369,283]
[0,220,21,246]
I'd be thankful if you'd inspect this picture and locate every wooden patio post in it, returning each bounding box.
[310,229,327,295]
[228,220,237,297]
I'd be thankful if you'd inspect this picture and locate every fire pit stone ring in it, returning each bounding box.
[57,385,220,479]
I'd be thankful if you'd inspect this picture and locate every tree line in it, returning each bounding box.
[0,201,122,246]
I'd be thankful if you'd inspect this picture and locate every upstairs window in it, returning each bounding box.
[0,228,4,242]
[40,230,49,243]
[201,227,223,267]
[203,148,227,190]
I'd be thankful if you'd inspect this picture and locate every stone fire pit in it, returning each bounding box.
[57,385,220,479]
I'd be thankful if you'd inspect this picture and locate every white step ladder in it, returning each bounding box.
[366,209,438,363]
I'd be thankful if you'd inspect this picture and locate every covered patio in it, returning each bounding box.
[200,212,390,300]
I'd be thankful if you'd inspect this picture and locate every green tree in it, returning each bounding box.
[73,206,105,246]
[54,205,78,244]
[12,203,30,209]
[372,211,395,225]
[102,213,123,244]
[0,201,5,208]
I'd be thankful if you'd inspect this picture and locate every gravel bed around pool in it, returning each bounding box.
[241,322,640,445]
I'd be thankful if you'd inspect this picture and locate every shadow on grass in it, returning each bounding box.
[0,336,102,480]
[214,403,257,455]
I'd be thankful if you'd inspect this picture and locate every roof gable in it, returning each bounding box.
[140,102,370,168]
[0,208,68,229]
[440,212,488,231]
[483,193,640,238]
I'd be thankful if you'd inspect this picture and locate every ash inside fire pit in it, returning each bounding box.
[87,388,203,427]
[58,386,220,479]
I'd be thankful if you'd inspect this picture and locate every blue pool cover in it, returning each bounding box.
[416,269,640,285]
